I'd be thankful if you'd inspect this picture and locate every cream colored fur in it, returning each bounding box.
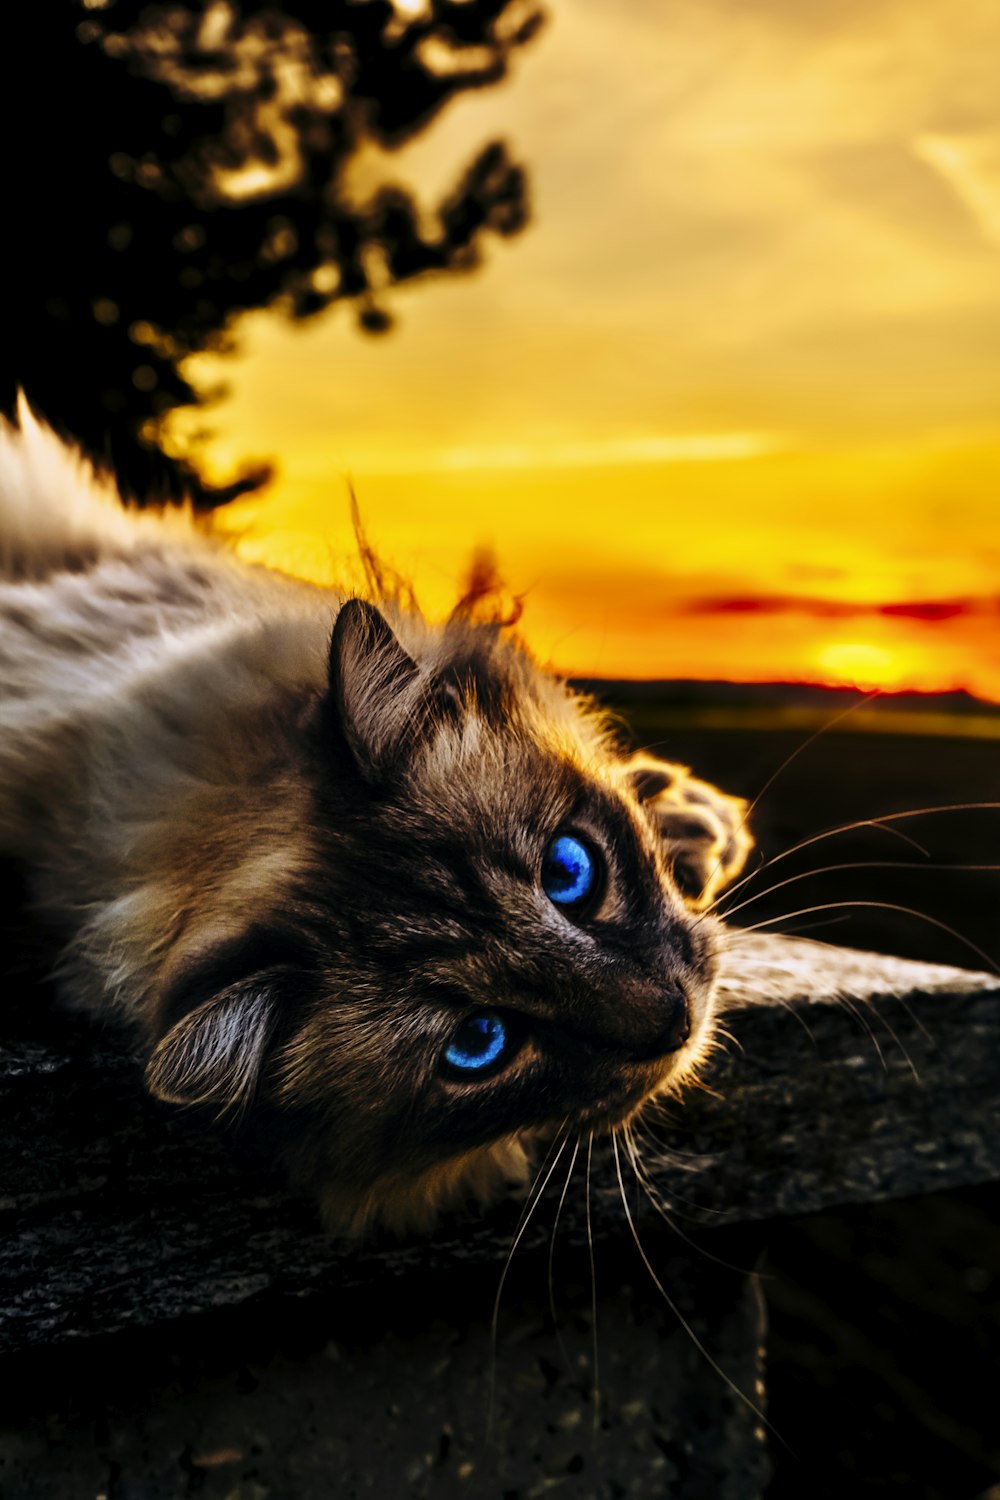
[0,404,329,1030]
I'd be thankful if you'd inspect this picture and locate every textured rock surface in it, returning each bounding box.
[1,932,997,1355]
[1,931,998,1500]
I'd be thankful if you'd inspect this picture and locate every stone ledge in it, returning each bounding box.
[1,933,998,1354]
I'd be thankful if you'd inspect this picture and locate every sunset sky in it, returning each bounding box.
[166,0,1000,699]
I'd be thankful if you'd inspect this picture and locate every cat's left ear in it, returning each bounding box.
[327,599,425,783]
[145,985,277,1118]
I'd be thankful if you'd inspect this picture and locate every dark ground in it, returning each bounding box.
[2,702,999,1498]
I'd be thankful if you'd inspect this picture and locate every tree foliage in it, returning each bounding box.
[5,0,541,504]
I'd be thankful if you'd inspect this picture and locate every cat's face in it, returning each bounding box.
[146,603,719,1234]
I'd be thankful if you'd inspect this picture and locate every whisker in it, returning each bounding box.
[633,1103,727,1180]
[854,994,922,1082]
[721,921,936,1060]
[705,802,1000,921]
[768,914,853,939]
[746,818,927,887]
[742,691,884,825]
[693,690,885,905]
[721,859,1000,924]
[756,987,822,1044]
[880,988,936,1047]
[488,1126,570,1436]
[697,821,928,928]
[630,1107,722,1174]
[721,879,960,1074]
[547,1133,581,1369]
[732,899,1000,975]
[622,1123,751,1273]
[610,1132,779,1443]
[829,991,889,1073]
[585,1131,601,1431]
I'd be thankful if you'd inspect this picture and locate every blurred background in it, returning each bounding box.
[4,2,1000,1495]
[8,0,1000,697]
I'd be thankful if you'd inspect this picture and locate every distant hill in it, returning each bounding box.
[571,678,1000,738]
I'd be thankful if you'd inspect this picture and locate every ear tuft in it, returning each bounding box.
[145,985,276,1118]
[328,599,424,782]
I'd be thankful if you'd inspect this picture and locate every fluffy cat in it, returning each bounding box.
[0,404,751,1235]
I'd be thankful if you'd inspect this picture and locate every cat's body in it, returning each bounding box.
[0,406,750,1235]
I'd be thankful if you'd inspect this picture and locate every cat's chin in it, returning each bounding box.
[568,1021,715,1135]
[317,1134,537,1240]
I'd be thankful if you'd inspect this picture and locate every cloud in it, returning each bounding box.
[913,132,1000,247]
[878,598,997,622]
[681,593,856,618]
[680,593,999,621]
[341,431,783,475]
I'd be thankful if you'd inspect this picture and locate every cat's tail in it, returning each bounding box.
[0,396,195,582]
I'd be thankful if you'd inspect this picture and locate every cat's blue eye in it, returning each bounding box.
[444,1010,509,1075]
[542,833,598,909]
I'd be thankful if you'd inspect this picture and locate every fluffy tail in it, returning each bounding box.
[0,398,193,582]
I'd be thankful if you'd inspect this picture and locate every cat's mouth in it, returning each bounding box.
[562,1047,701,1136]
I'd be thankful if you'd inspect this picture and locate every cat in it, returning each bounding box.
[0,402,751,1236]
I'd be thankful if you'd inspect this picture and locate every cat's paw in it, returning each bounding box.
[621,752,753,909]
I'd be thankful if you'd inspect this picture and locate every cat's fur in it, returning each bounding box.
[0,403,751,1235]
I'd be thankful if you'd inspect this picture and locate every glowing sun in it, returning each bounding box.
[814,642,907,692]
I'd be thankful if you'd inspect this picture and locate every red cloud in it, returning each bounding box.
[680,594,998,622]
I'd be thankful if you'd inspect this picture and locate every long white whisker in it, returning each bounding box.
[831,991,889,1073]
[693,691,885,906]
[610,1132,778,1442]
[879,987,936,1046]
[731,899,1000,975]
[722,921,931,1072]
[630,1106,723,1172]
[622,1122,750,1273]
[705,802,1000,923]
[765,914,854,940]
[585,1131,600,1431]
[721,859,1000,924]
[547,1133,581,1367]
[625,1112,728,1217]
[488,1126,570,1435]
[850,992,922,1081]
[706,819,930,918]
[743,692,884,826]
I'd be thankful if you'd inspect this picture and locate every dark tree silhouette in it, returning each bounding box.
[4,0,542,505]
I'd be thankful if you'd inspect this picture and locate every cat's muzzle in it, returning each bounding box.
[626,990,690,1061]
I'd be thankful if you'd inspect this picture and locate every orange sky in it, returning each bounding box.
[165,0,1000,700]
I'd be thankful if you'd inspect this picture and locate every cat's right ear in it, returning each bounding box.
[327,599,424,783]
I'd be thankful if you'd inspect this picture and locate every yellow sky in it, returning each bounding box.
[166,0,1000,699]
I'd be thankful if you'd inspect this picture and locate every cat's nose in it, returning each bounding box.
[629,988,690,1061]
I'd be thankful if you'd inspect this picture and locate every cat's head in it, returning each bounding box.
[145,601,721,1235]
